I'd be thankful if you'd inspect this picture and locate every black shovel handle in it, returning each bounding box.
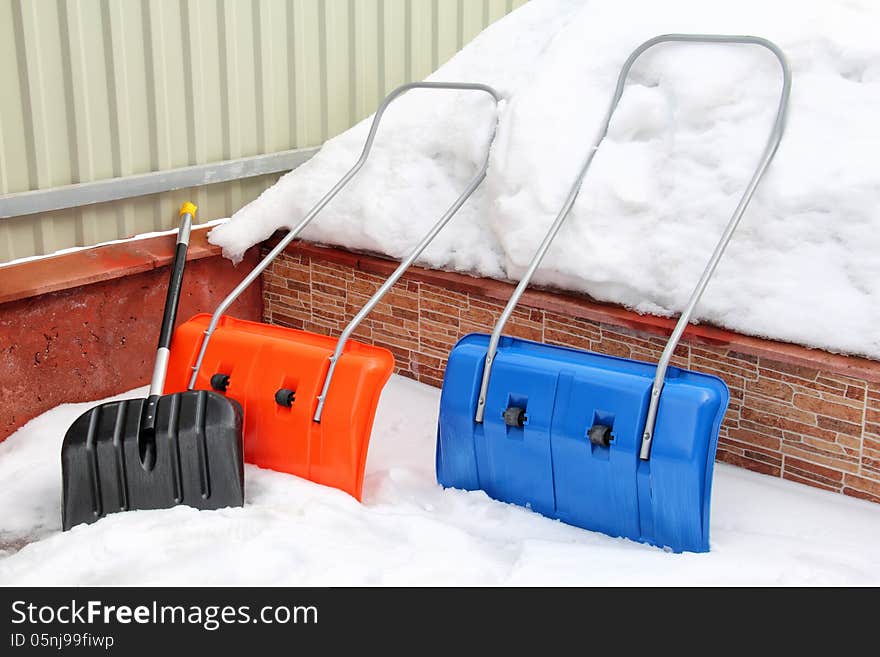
[141,202,196,464]
[147,202,196,401]
[157,203,196,351]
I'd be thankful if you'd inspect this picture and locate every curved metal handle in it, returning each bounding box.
[313,85,501,421]
[187,81,502,393]
[473,34,791,462]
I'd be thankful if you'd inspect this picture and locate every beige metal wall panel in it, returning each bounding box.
[0,0,527,262]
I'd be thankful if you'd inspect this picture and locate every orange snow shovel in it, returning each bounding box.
[164,82,501,500]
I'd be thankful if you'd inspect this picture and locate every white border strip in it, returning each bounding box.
[0,147,318,219]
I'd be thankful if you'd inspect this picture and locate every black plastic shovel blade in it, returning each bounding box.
[61,390,244,530]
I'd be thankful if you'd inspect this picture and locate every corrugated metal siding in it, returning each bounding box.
[0,0,526,262]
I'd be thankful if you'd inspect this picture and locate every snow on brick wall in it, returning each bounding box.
[262,245,880,504]
[213,0,880,362]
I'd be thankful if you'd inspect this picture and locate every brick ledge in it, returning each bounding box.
[270,235,880,383]
[13,230,872,383]
[0,227,222,305]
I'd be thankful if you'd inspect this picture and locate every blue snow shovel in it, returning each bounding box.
[436,34,791,552]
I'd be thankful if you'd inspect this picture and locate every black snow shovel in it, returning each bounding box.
[61,203,244,530]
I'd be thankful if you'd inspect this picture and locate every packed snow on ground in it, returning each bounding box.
[210,0,880,360]
[1,376,878,586]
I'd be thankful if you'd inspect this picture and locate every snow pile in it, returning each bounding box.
[209,0,880,360]
[1,377,879,585]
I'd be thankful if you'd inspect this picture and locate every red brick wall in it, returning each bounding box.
[0,231,263,441]
[263,245,880,504]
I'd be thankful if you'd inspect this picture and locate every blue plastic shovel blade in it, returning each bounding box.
[436,334,729,553]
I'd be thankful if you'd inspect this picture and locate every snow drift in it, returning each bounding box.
[2,379,879,585]
[209,0,880,360]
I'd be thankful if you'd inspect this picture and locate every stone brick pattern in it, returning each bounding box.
[264,248,880,504]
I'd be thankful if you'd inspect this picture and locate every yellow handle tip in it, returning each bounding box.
[179,201,198,217]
